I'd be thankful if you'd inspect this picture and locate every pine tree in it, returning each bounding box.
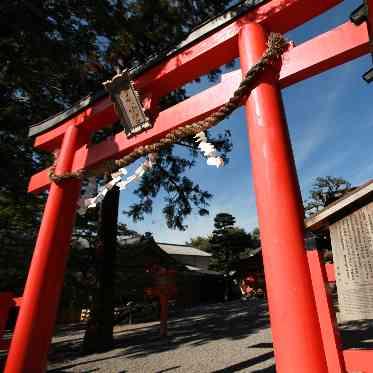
[1,1,233,285]
[304,176,351,217]
[1,0,234,351]
[210,213,252,273]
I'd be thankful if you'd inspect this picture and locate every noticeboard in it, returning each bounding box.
[330,201,373,321]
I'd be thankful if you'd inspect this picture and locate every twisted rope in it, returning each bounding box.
[49,33,287,183]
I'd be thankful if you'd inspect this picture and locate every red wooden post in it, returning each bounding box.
[306,247,346,373]
[238,23,328,373]
[4,125,83,373]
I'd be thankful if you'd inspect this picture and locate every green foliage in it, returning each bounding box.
[1,0,233,292]
[126,152,215,230]
[213,213,236,230]
[251,227,261,249]
[304,176,351,217]
[0,170,46,293]
[186,236,212,253]
[209,213,253,272]
[188,224,259,273]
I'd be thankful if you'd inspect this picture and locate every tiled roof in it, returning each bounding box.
[185,265,222,276]
[157,243,211,257]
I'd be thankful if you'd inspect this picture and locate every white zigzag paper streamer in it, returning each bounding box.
[77,154,157,215]
[194,132,224,168]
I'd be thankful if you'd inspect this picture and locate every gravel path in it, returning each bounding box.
[47,299,275,373]
[2,298,372,372]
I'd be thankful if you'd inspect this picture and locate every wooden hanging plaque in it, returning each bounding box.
[103,70,152,137]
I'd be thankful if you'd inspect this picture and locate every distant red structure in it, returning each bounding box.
[2,1,373,372]
[145,265,177,337]
[239,274,262,297]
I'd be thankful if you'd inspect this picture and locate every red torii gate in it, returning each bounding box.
[3,0,373,372]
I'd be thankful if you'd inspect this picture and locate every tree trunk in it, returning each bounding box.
[83,183,120,353]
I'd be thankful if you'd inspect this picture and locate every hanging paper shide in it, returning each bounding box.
[194,132,224,168]
[77,153,157,215]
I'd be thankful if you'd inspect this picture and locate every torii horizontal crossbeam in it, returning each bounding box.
[30,0,341,152]
[28,21,370,194]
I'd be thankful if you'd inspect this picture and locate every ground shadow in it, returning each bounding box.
[339,319,373,349]
[211,351,274,373]
[50,369,99,373]
[248,343,273,349]
[54,322,88,338]
[155,366,182,373]
[251,365,275,373]
[46,299,270,371]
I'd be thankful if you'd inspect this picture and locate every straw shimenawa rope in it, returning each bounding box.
[49,33,287,183]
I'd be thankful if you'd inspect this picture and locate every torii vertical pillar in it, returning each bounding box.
[239,23,328,373]
[5,124,82,373]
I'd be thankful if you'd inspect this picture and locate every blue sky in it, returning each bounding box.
[118,0,373,244]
